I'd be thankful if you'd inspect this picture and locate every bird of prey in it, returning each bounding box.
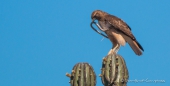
[91,10,144,56]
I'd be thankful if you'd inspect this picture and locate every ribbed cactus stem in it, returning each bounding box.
[66,63,96,86]
[100,53,129,86]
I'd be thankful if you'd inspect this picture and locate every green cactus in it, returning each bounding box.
[66,54,129,86]
[100,54,129,86]
[66,63,96,86]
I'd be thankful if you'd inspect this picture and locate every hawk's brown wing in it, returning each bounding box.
[105,14,144,52]
[105,15,136,40]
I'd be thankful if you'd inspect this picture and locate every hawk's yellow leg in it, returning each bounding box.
[108,44,120,55]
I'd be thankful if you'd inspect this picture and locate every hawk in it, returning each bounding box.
[91,10,144,56]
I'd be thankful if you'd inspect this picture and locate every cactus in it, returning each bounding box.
[66,63,96,86]
[66,54,129,86]
[100,54,129,86]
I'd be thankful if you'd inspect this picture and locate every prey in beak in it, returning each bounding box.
[90,17,108,38]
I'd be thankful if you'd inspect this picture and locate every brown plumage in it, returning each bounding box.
[91,10,144,56]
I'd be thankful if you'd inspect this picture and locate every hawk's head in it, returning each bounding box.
[91,10,107,21]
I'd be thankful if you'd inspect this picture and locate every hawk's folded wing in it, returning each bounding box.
[105,15,144,52]
[105,15,135,40]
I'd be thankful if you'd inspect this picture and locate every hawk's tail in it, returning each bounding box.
[128,40,144,56]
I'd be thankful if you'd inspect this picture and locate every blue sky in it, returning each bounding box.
[0,0,170,86]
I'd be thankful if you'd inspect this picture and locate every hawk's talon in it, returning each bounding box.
[107,49,116,55]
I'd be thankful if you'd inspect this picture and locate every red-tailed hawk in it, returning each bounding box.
[91,10,144,56]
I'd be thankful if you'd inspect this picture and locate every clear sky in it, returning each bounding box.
[0,0,170,86]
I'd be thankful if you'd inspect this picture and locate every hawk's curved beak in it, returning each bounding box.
[92,18,96,23]
[91,18,96,24]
